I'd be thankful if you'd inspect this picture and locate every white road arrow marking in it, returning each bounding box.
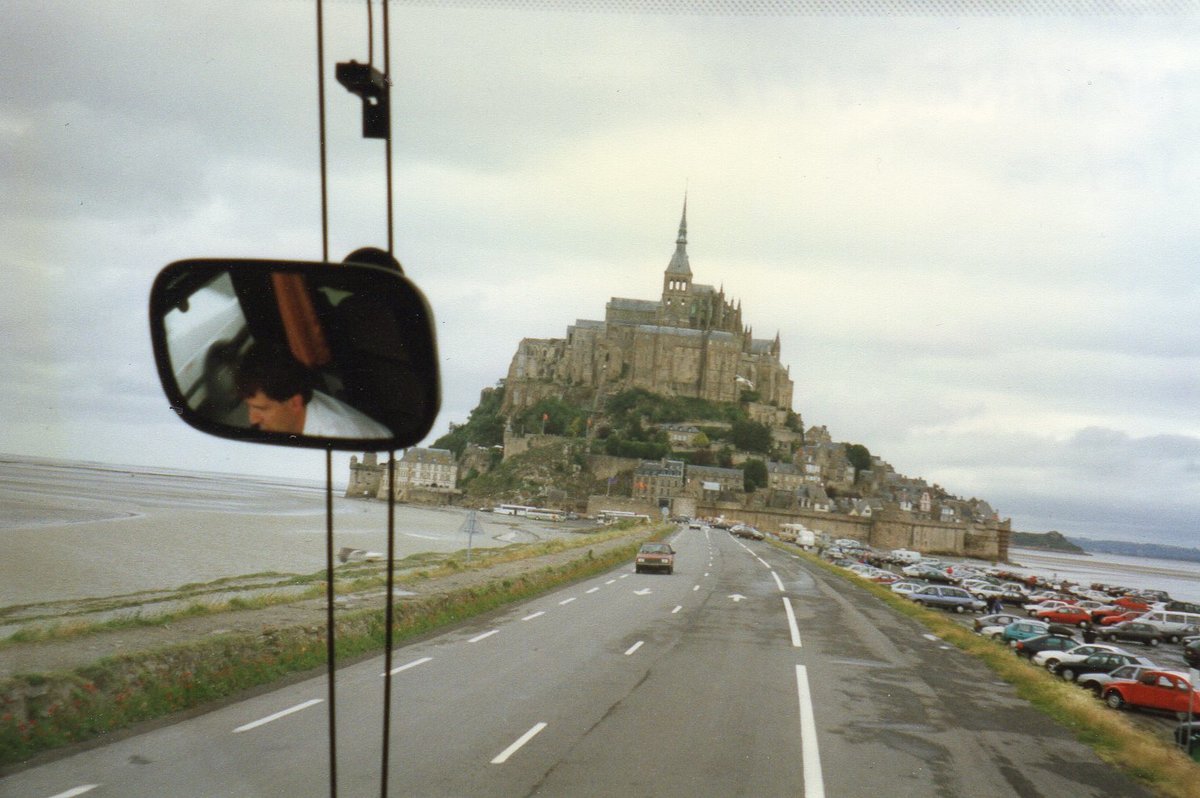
[634,588,652,596]
[729,594,747,602]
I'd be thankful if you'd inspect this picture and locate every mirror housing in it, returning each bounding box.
[149,258,440,450]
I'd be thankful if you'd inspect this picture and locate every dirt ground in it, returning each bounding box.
[0,529,652,680]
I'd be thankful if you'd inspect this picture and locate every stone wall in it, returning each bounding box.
[585,454,640,481]
[585,495,658,517]
[692,503,1009,561]
[502,430,570,461]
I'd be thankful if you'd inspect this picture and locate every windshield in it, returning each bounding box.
[5,4,1198,798]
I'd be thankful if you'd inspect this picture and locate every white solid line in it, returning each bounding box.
[234,698,323,733]
[491,722,548,764]
[672,605,683,614]
[625,641,644,656]
[772,571,786,592]
[469,630,499,643]
[522,611,546,621]
[783,597,802,647]
[586,587,600,594]
[47,787,99,798]
[386,656,432,676]
[795,665,826,798]
[559,597,577,605]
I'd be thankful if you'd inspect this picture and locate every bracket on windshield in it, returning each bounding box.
[336,60,389,139]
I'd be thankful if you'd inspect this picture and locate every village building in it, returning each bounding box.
[632,458,686,503]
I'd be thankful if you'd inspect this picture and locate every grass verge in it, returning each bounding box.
[785,544,1200,798]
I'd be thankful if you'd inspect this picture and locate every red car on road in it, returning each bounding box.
[1103,670,1200,715]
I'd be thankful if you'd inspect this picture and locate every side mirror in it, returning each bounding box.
[149,258,440,450]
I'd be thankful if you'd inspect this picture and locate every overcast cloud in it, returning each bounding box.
[3,1,1199,546]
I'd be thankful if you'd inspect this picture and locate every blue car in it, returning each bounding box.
[908,585,986,614]
[1001,620,1050,643]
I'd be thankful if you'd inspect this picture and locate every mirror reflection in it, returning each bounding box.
[150,259,440,450]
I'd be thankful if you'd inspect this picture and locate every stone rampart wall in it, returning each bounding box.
[692,503,1008,561]
[585,454,640,481]
[585,495,658,517]
[502,431,570,461]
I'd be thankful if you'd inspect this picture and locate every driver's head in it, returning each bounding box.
[235,344,314,434]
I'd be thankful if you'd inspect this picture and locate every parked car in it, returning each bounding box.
[1103,670,1200,715]
[974,612,1024,633]
[1012,634,1078,660]
[902,563,958,584]
[1024,599,1075,617]
[730,524,764,540]
[890,581,924,597]
[1058,652,1155,683]
[1111,596,1152,612]
[1099,610,1144,626]
[908,585,986,613]
[1034,643,1128,672]
[1033,605,1094,628]
[1137,610,1200,644]
[1079,664,1177,698]
[1097,621,1166,647]
[1183,639,1200,669]
[1000,620,1051,643]
[998,583,1031,603]
[634,542,675,574]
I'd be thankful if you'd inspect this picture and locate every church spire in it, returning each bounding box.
[665,195,692,278]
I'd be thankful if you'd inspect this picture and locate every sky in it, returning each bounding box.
[3,1,1199,546]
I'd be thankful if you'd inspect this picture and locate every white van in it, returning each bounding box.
[890,548,921,564]
[1138,610,1200,642]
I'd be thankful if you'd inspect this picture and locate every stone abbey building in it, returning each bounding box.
[501,201,794,415]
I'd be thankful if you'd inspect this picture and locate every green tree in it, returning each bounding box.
[514,397,586,436]
[743,458,768,492]
[717,446,734,468]
[432,386,506,456]
[845,443,872,474]
[731,420,773,454]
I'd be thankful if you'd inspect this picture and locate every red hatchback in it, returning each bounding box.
[1103,670,1200,715]
[634,542,675,574]
[1034,605,1094,627]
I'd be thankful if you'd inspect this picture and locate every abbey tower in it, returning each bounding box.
[501,200,794,415]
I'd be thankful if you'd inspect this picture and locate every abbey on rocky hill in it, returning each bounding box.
[501,199,794,416]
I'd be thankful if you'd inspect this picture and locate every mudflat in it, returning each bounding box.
[0,456,577,607]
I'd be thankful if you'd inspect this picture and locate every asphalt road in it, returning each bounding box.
[1,527,1153,798]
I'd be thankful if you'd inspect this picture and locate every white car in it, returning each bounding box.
[1024,599,1074,616]
[890,581,924,596]
[1034,642,1130,672]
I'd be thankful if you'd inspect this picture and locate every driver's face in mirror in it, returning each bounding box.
[245,391,304,433]
[234,342,393,438]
